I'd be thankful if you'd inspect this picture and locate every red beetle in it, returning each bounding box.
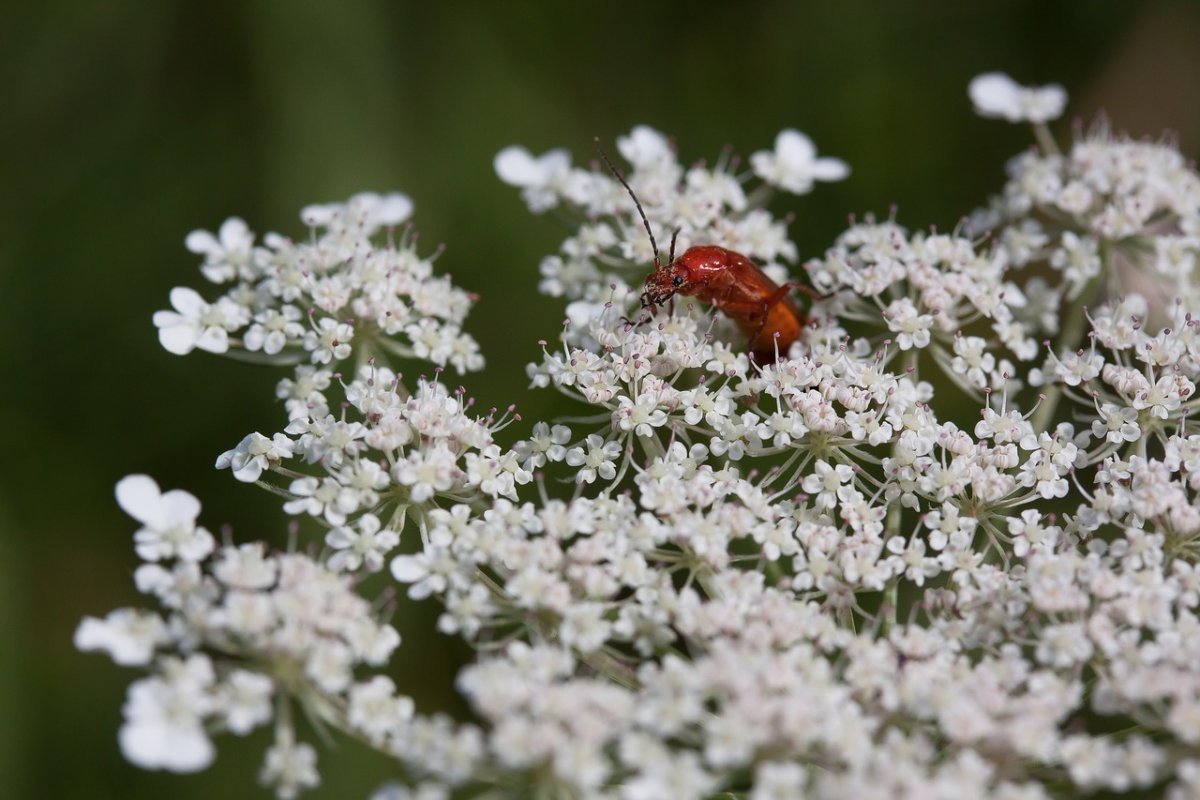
[598,141,811,363]
[641,244,808,363]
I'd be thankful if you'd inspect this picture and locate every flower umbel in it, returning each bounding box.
[80,76,1200,799]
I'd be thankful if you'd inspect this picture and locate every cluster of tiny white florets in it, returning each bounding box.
[154,193,532,586]
[74,476,475,798]
[976,118,1200,313]
[80,73,1200,799]
[153,191,482,372]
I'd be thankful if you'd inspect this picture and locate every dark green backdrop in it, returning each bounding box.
[2,2,1197,798]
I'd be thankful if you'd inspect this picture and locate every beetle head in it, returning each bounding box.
[642,260,690,307]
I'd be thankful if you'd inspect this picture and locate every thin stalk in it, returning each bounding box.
[1031,272,1102,433]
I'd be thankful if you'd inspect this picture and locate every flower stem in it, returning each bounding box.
[1031,272,1102,433]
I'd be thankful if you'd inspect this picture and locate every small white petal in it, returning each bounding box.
[168,286,207,316]
[156,322,198,355]
[617,126,672,168]
[777,129,816,162]
[390,555,426,582]
[231,460,264,483]
[115,475,165,528]
[370,193,413,226]
[119,719,214,772]
[811,157,850,181]
[494,146,541,186]
[194,326,229,354]
[184,229,218,255]
[159,489,202,527]
[217,217,249,245]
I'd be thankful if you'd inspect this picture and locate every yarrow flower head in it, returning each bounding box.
[82,75,1200,799]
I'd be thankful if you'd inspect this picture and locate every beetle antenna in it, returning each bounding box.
[595,137,661,267]
[668,227,680,266]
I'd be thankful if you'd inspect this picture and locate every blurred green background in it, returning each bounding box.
[2,1,1197,797]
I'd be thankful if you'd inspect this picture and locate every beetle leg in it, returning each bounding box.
[787,282,825,301]
[622,293,659,327]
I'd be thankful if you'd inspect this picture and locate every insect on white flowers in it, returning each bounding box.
[79,75,1200,800]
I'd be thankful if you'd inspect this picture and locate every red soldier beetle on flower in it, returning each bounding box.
[597,139,818,363]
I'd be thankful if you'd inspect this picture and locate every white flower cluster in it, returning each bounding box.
[977,120,1200,309]
[81,73,1200,799]
[155,196,528,581]
[76,476,481,797]
[73,474,412,796]
[154,191,482,372]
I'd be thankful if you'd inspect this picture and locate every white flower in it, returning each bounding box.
[884,297,933,350]
[617,125,674,170]
[348,676,414,743]
[215,432,295,482]
[213,542,278,589]
[969,72,1066,123]
[115,475,214,562]
[614,394,669,438]
[750,129,849,194]
[219,670,274,735]
[325,513,399,573]
[800,460,853,509]
[513,422,572,470]
[153,287,247,355]
[301,191,413,231]
[393,444,459,502]
[119,658,216,773]
[391,549,451,600]
[185,217,255,283]
[565,434,622,483]
[494,146,574,213]
[74,609,168,666]
[244,305,304,355]
[303,317,354,365]
[259,740,320,800]
[1091,403,1140,444]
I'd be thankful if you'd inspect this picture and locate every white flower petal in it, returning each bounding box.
[184,229,218,255]
[390,555,426,583]
[494,146,541,186]
[119,718,214,772]
[194,326,229,354]
[159,489,202,528]
[156,321,198,355]
[617,126,671,168]
[369,193,413,226]
[969,72,1066,123]
[217,217,249,246]
[115,475,165,528]
[970,72,1022,119]
[811,157,850,181]
[231,459,264,483]
[168,286,207,316]
[777,129,816,163]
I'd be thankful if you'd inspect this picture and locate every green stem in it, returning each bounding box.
[1031,273,1102,433]
[1032,121,1060,157]
[881,496,903,636]
[881,579,899,636]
